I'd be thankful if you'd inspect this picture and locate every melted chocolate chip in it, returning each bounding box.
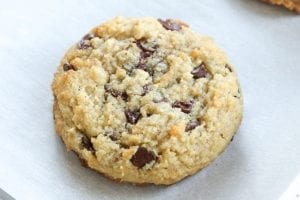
[191,64,208,79]
[104,85,128,100]
[63,63,76,71]
[141,84,151,96]
[130,147,157,168]
[185,120,200,131]
[172,100,194,114]
[136,40,155,55]
[125,109,141,124]
[158,19,182,31]
[81,135,95,152]
[136,40,155,72]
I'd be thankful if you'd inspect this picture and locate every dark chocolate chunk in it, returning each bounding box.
[121,93,129,101]
[185,120,200,131]
[158,19,182,31]
[63,63,76,71]
[141,84,151,96]
[81,135,95,152]
[104,85,128,100]
[125,109,141,124]
[191,64,208,79]
[130,147,157,168]
[172,100,194,114]
[225,64,232,72]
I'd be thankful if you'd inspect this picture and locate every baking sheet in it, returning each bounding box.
[0,0,300,199]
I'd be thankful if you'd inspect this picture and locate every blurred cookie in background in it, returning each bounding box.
[261,0,300,13]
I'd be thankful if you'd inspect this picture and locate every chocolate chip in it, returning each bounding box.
[185,120,200,131]
[77,33,95,49]
[130,147,157,168]
[63,63,76,71]
[121,93,129,101]
[125,109,141,124]
[158,19,182,31]
[77,40,90,49]
[137,60,146,70]
[136,40,155,55]
[109,134,118,141]
[104,131,118,141]
[141,84,151,96]
[82,33,95,41]
[230,135,235,142]
[172,100,194,114]
[225,64,232,72]
[136,40,155,72]
[104,85,128,100]
[81,135,95,152]
[191,64,208,79]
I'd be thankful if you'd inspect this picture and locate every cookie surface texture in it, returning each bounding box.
[52,17,243,185]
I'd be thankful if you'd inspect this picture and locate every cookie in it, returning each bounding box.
[52,17,243,185]
[262,0,300,12]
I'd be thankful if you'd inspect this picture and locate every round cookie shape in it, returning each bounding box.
[52,17,243,185]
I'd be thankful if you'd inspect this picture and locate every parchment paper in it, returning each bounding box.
[0,0,299,199]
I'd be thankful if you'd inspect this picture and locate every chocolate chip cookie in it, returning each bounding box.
[262,0,300,12]
[52,17,243,185]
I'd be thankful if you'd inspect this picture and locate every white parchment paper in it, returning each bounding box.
[0,0,299,199]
